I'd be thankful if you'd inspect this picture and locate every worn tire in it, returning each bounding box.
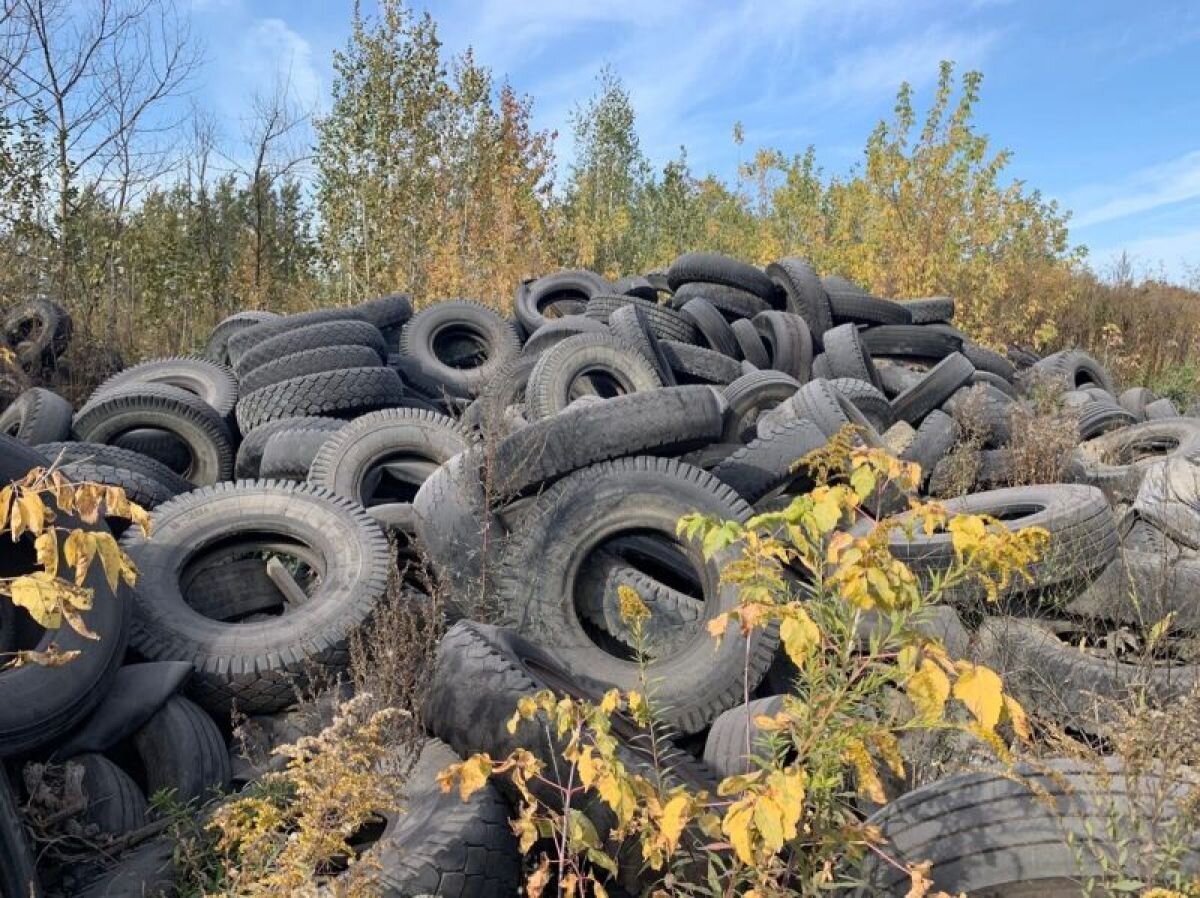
[681,297,740,358]
[584,294,698,343]
[828,378,894,431]
[766,258,834,340]
[399,300,520,397]
[712,417,827,503]
[227,308,370,367]
[525,333,663,419]
[91,357,238,419]
[0,387,73,443]
[670,281,770,319]
[205,310,279,365]
[1033,349,1116,393]
[891,352,975,425]
[902,296,955,324]
[861,325,961,361]
[74,384,234,486]
[521,314,610,356]
[121,481,390,716]
[1068,419,1200,502]
[234,366,405,433]
[752,310,813,381]
[821,277,911,325]
[308,407,469,507]
[234,416,344,479]
[492,386,726,499]
[722,369,800,442]
[900,410,959,487]
[1118,387,1156,421]
[239,344,383,395]
[668,251,779,303]
[821,322,880,388]
[258,429,338,481]
[518,270,610,333]
[0,770,39,898]
[702,695,786,778]
[495,456,778,734]
[128,695,230,805]
[235,319,388,380]
[71,753,148,837]
[659,339,743,385]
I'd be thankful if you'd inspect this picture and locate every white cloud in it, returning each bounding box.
[1070,150,1200,228]
[1087,226,1200,284]
[238,18,323,111]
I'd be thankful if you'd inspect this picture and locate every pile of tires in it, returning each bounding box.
[1,255,1198,895]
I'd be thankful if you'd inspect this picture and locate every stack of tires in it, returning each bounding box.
[1,253,1198,896]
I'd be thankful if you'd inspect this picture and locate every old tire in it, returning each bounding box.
[0,387,72,444]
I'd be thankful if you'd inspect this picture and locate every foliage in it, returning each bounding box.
[203,694,403,897]
[0,465,145,669]
[441,435,1047,896]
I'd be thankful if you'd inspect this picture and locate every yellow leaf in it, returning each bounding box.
[17,492,45,536]
[845,738,886,804]
[811,493,842,533]
[905,861,934,898]
[658,793,691,854]
[0,484,12,532]
[74,483,103,525]
[953,663,1004,732]
[8,573,63,629]
[850,464,877,500]
[752,793,785,853]
[525,855,551,898]
[456,754,493,800]
[906,659,951,722]
[1002,694,1031,741]
[8,493,24,540]
[722,800,757,865]
[707,614,729,641]
[577,747,597,787]
[780,611,821,666]
[34,530,58,578]
[92,531,125,593]
[64,530,97,587]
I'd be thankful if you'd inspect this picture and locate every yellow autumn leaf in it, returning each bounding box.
[1002,694,1031,741]
[658,793,691,854]
[74,483,104,524]
[845,738,886,804]
[722,800,757,865]
[456,754,493,800]
[18,492,47,536]
[752,792,786,853]
[953,663,1004,732]
[810,492,842,533]
[780,610,820,666]
[8,572,64,629]
[92,531,128,592]
[0,484,12,532]
[64,529,97,587]
[906,658,951,722]
[34,529,58,578]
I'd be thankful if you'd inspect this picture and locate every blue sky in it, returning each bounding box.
[187,0,1200,283]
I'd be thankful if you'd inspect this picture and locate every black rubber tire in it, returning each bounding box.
[111,428,192,474]
[130,695,231,805]
[1145,397,1180,419]
[752,311,813,381]
[1033,349,1116,394]
[1066,550,1200,633]
[0,387,72,443]
[977,616,1200,735]
[495,456,778,734]
[235,319,388,380]
[399,300,520,397]
[57,459,180,512]
[1068,419,1200,502]
[258,429,337,481]
[227,308,370,368]
[239,344,383,395]
[0,440,131,759]
[121,481,390,716]
[91,357,239,419]
[0,769,39,898]
[730,317,770,368]
[412,451,505,618]
[766,258,834,340]
[1118,386,1156,421]
[702,695,786,778]
[667,251,779,303]
[607,303,677,386]
[424,620,719,878]
[1076,398,1138,441]
[75,838,177,898]
[943,382,1015,448]
[356,292,413,331]
[37,442,192,496]
[458,354,540,438]
[902,296,955,323]
[491,385,727,499]
[521,314,610,356]
[670,281,771,319]
[821,276,911,325]
[768,377,886,447]
[518,269,611,333]
[234,416,344,479]
[308,407,469,507]
[962,341,1016,380]
[659,339,743,385]
[891,352,975,424]
[584,294,698,343]
[71,753,148,837]
[885,484,1117,600]
[204,310,279,365]
[712,417,827,503]
[862,758,1198,896]
[366,737,522,897]
[900,410,959,487]
[613,274,658,301]
[970,369,1017,398]
[681,297,740,357]
[828,378,895,431]
[3,297,72,368]
[821,322,880,388]
[525,333,663,419]
[860,325,961,361]
[722,369,801,442]
[74,384,235,486]
[874,358,928,398]
[234,366,405,433]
